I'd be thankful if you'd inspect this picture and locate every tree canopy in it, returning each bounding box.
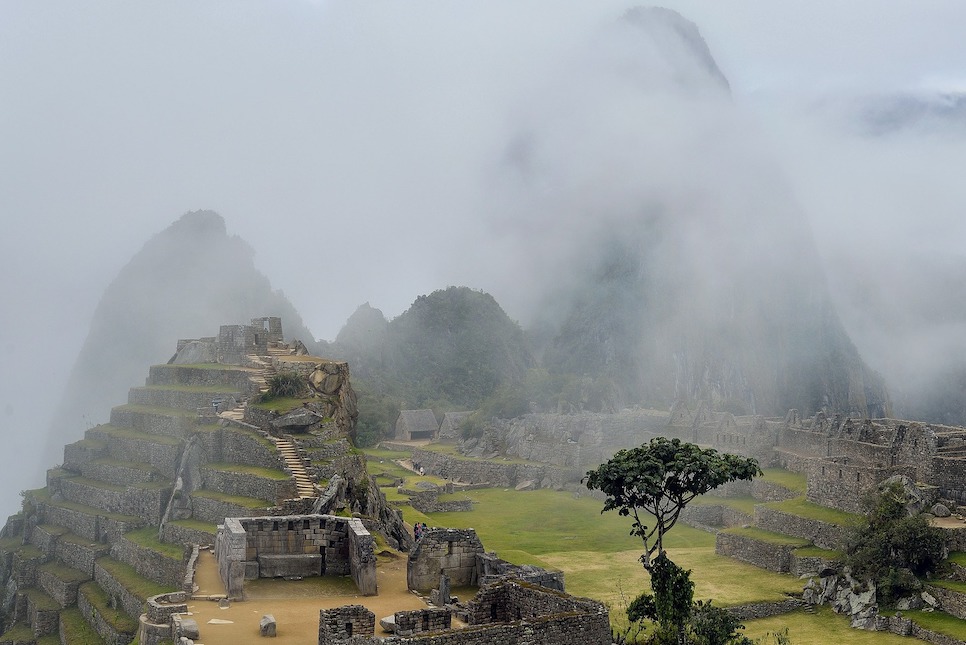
[584,437,760,571]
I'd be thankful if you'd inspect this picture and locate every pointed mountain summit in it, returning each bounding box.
[495,8,891,418]
[45,210,316,463]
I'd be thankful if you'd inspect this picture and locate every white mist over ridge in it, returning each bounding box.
[2,1,966,517]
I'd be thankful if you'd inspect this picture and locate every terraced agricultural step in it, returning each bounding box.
[38,561,90,608]
[109,404,197,439]
[84,425,183,479]
[189,489,274,523]
[21,587,61,637]
[147,363,257,390]
[127,384,245,411]
[55,477,169,526]
[29,489,146,543]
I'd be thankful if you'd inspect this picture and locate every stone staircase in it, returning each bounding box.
[275,436,317,498]
[217,352,278,424]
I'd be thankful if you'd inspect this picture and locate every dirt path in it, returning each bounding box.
[187,549,429,644]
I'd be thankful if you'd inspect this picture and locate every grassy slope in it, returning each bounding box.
[418,487,803,610]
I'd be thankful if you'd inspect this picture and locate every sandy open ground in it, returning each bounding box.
[185,549,431,644]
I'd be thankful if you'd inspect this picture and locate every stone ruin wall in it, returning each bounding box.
[215,514,376,600]
[318,580,610,645]
[406,528,484,592]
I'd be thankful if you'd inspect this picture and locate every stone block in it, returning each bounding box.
[176,616,200,640]
[260,613,277,637]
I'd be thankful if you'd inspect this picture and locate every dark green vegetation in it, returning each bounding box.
[844,482,947,605]
[336,281,892,448]
[326,288,534,445]
[260,370,309,401]
[584,437,761,571]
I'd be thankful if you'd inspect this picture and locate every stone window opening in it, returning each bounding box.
[345,622,353,637]
[447,541,454,555]
[490,603,498,620]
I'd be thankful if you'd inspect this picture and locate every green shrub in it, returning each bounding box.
[845,482,947,605]
[261,371,308,400]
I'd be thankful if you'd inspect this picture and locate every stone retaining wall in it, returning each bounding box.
[78,582,137,645]
[201,467,295,505]
[754,506,848,550]
[109,406,195,440]
[25,593,59,637]
[62,440,108,471]
[85,428,182,479]
[878,614,966,645]
[55,538,109,578]
[190,494,271,524]
[94,560,146,621]
[111,535,185,589]
[928,585,966,620]
[147,364,254,392]
[128,386,243,411]
[725,599,806,620]
[407,490,474,514]
[680,505,753,531]
[217,428,282,471]
[28,525,62,556]
[411,449,576,490]
[38,567,85,608]
[78,459,159,486]
[58,478,168,526]
[715,532,796,573]
[160,522,216,548]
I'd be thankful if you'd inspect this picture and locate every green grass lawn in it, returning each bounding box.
[743,606,913,644]
[905,610,966,640]
[931,578,966,594]
[759,468,807,493]
[420,442,535,465]
[125,527,187,560]
[362,447,414,461]
[761,497,861,527]
[793,545,842,559]
[60,607,109,645]
[690,494,758,515]
[168,518,217,536]
[96,557,175,600]
[191,489,272,508]
[250,396,312,413]
[720,526,811,547]
[204,462,291,480]
[948,551,966,566]
[423,487,714,556]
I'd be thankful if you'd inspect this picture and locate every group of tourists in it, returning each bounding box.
[413,522,429,541]
[412,460,425,476]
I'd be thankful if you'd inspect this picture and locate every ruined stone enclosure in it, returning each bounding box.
[215,513,377,599]
[318,579,611,644]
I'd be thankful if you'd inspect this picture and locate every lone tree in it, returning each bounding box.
[586,437,761,644]
[584,437,761,572]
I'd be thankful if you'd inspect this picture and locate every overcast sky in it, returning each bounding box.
[2,1,965,516]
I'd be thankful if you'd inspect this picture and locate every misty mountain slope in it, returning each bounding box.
[494,7,890,418]
[328,287,533,410]
[45,210,316,462]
